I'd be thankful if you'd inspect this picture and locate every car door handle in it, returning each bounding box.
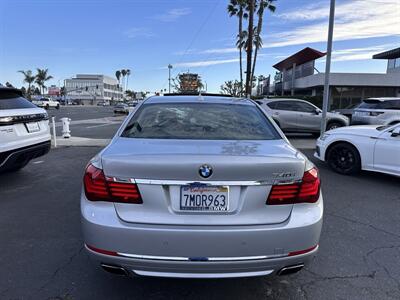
[273,112,279,115]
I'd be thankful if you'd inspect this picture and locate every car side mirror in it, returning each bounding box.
[391,127,400,137]
[315,109,321,115]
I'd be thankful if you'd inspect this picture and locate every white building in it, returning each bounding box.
[272,47,400,109]
[65,74,123,104]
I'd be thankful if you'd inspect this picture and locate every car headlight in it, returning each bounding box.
[319,133,330,141]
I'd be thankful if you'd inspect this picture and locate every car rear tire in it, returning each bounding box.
[327,143,361,175]
[326,122,343,131]
[45,104,49,110]
[56,105,60,110]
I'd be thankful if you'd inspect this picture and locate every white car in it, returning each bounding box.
[0,87,51,173]
[315,124,400,176]
[32,97,60,110]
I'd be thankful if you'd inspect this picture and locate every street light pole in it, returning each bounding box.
[168,64,173,93]
[320,0,336,136]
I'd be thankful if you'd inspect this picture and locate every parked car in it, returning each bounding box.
[82,95,323,279]
[113,103,129,114]
[0,87,51,173]
[332,102,361,122]
[315,123,400,176]
[352,98,400,126]
[97,101,109,106]
[257,98,349,135]
[32,97,60,110]
[127,101,138,107]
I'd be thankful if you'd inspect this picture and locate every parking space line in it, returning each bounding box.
[85,123,113,129]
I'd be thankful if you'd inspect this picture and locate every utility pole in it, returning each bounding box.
[320,0,336,135]
[168,64,173,93]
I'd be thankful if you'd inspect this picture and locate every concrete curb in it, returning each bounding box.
[52,136,110,147]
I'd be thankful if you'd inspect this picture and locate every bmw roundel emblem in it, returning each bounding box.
[199,164,213,178]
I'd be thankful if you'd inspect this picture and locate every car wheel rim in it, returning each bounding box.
[330,147,355,172]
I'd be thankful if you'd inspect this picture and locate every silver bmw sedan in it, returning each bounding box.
[81,95,323,279]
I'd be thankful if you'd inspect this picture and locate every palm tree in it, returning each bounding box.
[121,69,127,92]
[250,0,276,83]
[35,68,53,95]
[115,70,121,86]
[227,0,248,93]
[125,69,131,91]
[18,70,36,97]
[245,0,255,97]
[125,89,134,100]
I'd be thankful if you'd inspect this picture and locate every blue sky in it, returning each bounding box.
[0,0,399,93]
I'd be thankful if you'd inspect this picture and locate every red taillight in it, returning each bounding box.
[288,245,318,257]
[83,163,143,204]
[267,167,320,205]
[84,164,109,201]
[108,181,142,203]
[86,244,118,256]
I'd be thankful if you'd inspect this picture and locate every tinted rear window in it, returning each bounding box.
[121,102,280,140]
[0,91,36,110]
[359,100,400,110]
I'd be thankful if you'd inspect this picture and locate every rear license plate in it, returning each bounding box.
[25,122,40,133]
[180,185,229,211]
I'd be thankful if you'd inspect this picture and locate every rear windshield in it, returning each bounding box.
[359,100,400,110]
[0,91,36,110]
[121,102,280,140]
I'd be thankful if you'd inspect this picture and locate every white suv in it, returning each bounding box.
[352,98,400,126]
[0,87,51,173]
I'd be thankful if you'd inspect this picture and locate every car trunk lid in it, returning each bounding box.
[102,138,306,226]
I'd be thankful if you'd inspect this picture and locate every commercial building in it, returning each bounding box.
[65,74,123,105]
[48,85,61,97]
[272,47,400,109]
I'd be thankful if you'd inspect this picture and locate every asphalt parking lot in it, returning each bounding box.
[48,106,126,139]
[1,143,399,299]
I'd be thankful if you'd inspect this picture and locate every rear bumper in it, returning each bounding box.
[351,116,385,125]
[0,140,51,172]
[81,193,323,278]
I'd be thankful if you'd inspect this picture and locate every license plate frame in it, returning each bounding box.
[180,184,229,212]
[25,122,40,133]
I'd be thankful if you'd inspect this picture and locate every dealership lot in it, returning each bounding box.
[1,106,399,299]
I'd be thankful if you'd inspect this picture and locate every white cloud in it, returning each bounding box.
[153,8,191,22]
[124,27,155,38]
[268,0,400,47]
[174,58,239,68]
[201,47,238,54]
[330,43,398,62]
[195,0,399,53]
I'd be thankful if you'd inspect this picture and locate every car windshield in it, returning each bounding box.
[0,91,37,110]
[121,102,280,140]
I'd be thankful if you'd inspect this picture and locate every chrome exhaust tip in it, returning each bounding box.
[278,264,304,276]
[101,263,129,276]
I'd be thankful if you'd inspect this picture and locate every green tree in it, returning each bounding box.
[245,0,255,97]
[115,70,121,87]
[251,0,276,82]
[18,70,36,98]
[121,69,127,92]
[220,80,244,97]
[227,0,248,94]
[125,89,134,100]
[126,69,131,91]
[35,68,53,95]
